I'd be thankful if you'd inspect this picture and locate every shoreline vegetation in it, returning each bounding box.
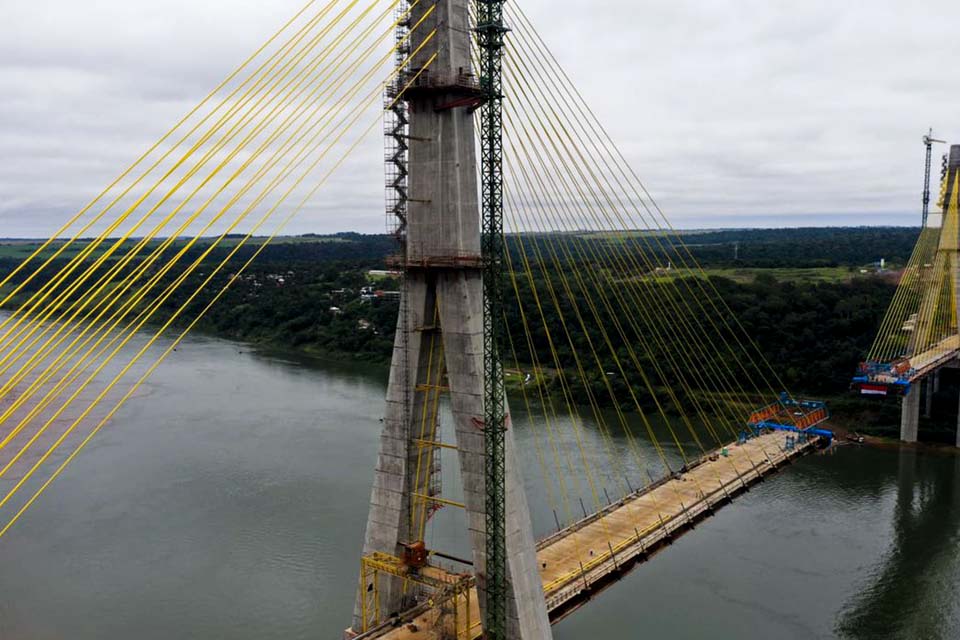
[5,226,956,444]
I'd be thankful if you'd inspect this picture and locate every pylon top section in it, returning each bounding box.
[948,146,960,197]
[404,1,482,98]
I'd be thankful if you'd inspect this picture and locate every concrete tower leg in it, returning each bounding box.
[924,377,934,418]
[352,278,434,626]
[946,145,960,446]
[901,387,920,443]
[352,0,552,636]
[437,273,552,639]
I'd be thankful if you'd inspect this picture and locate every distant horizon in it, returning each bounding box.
[0,221,927,243]
[0,207,933,239]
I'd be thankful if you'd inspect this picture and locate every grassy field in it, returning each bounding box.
[627,265,883,285]
[697,266,865,284]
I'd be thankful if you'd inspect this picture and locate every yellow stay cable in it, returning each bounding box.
[502,102,733,450]
[0,0,323,304]
[0,52,441,534]
[475,33,644,504]
[503,17,782,466]
[0,14,437,459]
[502,147,760,492]
[502,311,563,524]
[503,214,609,514]
[505,188,684,524]
[0,0,411,418]
[869,227,935,361]
[503,199,636,498]
[504,184,732,511]
[882,229,939,361]
[502,45,740,448]
[501,211,713,588]
[0,1,403,444]
[0,0,344,336]
[503,156,685,478]
[0,14,436,453]
[0,0,370,363]
[506,183,713,542]
[505,41,776,434]
[508,4,793,405]
[503,27,772,439]
[506,128,679,498]
[466,28,584,513]
[503,239,582,517]
[0,0,395,414]
[502,220,607,572]
[0,11,420,458]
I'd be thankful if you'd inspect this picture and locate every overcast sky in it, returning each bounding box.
[1,0,958,237]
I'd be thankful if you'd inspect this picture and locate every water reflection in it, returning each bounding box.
[837,449,960,639]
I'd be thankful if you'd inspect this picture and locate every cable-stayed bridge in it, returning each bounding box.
[854,144,960,446]
[0,2,846,639]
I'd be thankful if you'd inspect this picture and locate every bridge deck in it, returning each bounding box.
[362,431,819,639]
[908,335,960,380]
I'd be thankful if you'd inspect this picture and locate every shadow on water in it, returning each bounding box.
[837,450,960,639]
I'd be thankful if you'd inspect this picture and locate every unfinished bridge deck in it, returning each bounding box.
[907,335,960,381]
[359,430,821,639]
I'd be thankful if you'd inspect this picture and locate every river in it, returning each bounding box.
[0,331,957,639]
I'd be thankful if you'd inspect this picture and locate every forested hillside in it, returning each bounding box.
[168,228,906,401]
[0,227,913,403]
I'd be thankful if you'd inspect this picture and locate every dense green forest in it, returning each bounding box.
[0,227,919,431]
[93,229,902,393]
[657,227,918,267]
[199,227,910,400]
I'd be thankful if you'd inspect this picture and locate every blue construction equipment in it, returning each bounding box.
[850,360,913,397]
[747,392,834,444]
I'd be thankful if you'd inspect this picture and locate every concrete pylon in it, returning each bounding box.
[948,146,960,335]
[946,146,960,449]
[901,386,920,443]
[351,1,551,638]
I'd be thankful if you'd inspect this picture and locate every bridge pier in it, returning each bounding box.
[956,390,960,447]
[926,377,936,417]
[901,386,920,443]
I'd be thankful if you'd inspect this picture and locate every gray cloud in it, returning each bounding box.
[1,0,958,237]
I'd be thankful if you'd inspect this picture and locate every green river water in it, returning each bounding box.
[0,332,957,639]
